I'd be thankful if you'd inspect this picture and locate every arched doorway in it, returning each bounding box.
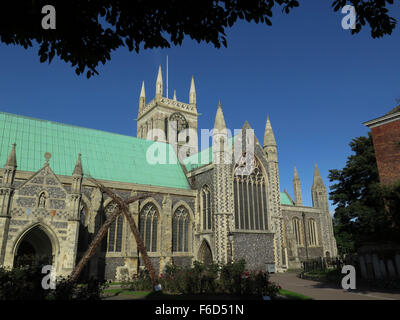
[14,226,53,268]
[198,240,213,265]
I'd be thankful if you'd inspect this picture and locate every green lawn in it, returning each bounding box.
[103,287,313,300]
[279,289,313,300]
[103,288,151,297]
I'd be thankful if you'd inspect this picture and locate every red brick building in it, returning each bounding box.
[364,106,400,186]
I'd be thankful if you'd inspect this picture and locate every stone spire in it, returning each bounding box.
[263,116,277,147]
[139,81,146,112]
[293,165,303,206]
[73,153,83,176]
[3,143,17,186]
[72,153,83,195]
[312,163,328,210]
[155,65,163,99]
[312,163,325,188]
[214,101,226,131]
[5,143,17,168]
[173,89,177,101]
[189,76,196,105]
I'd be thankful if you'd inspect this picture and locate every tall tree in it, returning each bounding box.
[0,1,396,77]
[329,133,399,253]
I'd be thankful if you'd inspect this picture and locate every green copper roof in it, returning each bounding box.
[280,192,294,205]
[0,111,190,190]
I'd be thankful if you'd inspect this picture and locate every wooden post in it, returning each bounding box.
[69,193,152,283]
[88,178,159,287]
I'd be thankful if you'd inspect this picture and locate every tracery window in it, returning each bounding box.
[233,155,268,230]
[106,202,124,252]
[308,219,318,246]
[172,206,190,252]
[201,185,212,230]
[292,217,303,246]
[139,203,158,252]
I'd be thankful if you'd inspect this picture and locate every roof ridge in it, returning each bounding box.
[0,110,168,144]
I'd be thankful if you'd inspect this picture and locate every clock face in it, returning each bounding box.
[169,112,188,133]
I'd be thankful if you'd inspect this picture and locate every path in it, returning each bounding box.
[270,272,400,300]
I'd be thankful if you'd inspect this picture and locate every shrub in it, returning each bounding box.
[154,260,280,298]
[0,265,108,300]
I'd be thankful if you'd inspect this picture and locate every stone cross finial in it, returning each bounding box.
[44,152,52,165]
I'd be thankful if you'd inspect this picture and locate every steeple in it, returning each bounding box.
[214,101,226,131]
[312,163,325,189]
[263,116,277,148]
[139,81,146,112]
[293,165,303,206]
[155,65,163,100]
[5,143,17,168]
[312,163,328,210]
[189,76,196,105]
[73,153,83,176]
[173,89,177,101]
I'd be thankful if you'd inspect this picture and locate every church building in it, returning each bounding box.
[0,66,337,280]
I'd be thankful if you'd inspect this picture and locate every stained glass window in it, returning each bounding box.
[172,206,190,252]
[105,202,124,252]
[233,155,268,230]
[139,203,158,252]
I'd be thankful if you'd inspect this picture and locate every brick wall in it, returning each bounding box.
[370,120,400,185]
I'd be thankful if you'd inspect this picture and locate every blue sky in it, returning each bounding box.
[0,1,399,212]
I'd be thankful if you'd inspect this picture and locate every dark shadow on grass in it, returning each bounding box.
[144,291,263,300]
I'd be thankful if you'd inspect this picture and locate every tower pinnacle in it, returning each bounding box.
[189,76,196,105]
[155,65,163,99]
[5,143,17,168]
[263,116,277,147]
[214,101,226,131]
[139,81,146,112]
[73,153,83,176]
[293,165,303,206]
[312,163,325,188]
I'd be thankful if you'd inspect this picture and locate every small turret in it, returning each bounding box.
[312,163,328,211]
[139,81,146,112]
[72,153,83,193]
[189,76,196,105]
[155,65,163,100]
[3,143,17,185]
[263,116,278,162]
[293,165,303,206]
[213,101,228,164]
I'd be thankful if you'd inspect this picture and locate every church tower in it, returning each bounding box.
[136,66,199,160]
[311,163,337,257]
[263,117,286,270]
[212,101,234,265]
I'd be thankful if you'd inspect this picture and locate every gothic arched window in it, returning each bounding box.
[308,219,318,246]
[292,217,303,246]
[233,155,268,230]
[139,203,158,252]
[201,185,212,230]
[106,202,124,252]
[172,206,190,252]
